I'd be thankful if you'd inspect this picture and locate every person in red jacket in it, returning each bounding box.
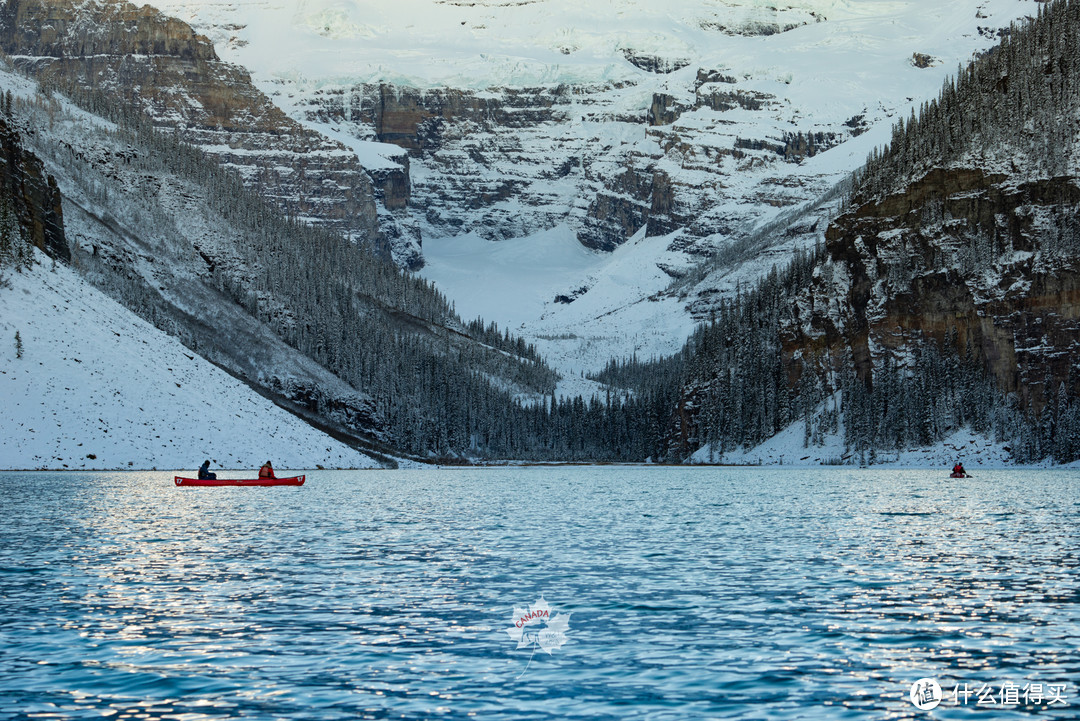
[259,461,276,479]
[952,462,966,477]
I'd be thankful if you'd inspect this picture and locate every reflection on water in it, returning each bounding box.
[0,468,1077,719]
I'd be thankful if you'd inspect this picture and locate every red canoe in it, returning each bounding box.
[174,475,305,487]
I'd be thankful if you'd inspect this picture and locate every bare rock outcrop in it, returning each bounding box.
[784,168,1080,413]
[292,72,846,252]
[0,112,66,261]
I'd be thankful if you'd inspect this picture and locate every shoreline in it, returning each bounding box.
[2,462,1077,472]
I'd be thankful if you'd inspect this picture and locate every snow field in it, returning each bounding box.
[421,224,698,394]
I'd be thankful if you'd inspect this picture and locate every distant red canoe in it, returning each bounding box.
[174,475,305,487]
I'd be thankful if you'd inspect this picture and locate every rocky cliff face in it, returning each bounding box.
[126,0,1028,283]
[0,0,421,267]
[784,168,1080,413]
[0,112,65,261]
[291,77,849,253]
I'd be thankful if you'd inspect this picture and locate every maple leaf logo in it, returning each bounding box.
[505,596,570,674]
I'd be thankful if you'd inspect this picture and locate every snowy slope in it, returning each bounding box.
[150,0,1028,94]
[0,252,380,471]
[142,0,1041,381]
[691,418,1024,468]
[421,224,698,396]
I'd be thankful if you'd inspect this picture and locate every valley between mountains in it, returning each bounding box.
[2,0,1079,468]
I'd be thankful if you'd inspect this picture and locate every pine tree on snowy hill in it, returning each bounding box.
[856,0,1080,201]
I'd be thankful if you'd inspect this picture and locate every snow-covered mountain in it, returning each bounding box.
[0,251,381,470]
[0,0,423,267]
[670,0,1080,466]
[0,54,563,466]
[3,0,1071,469]
[145,0,1039,377]
[0,66,387,470]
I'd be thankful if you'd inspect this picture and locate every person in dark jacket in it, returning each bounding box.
[258,461,276,479]
[198,460,217,480]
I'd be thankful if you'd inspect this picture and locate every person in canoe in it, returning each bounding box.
[197,460,217,480]
[258,460,276,479]
[951,462,967,478]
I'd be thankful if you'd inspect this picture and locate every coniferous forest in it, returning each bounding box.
[855,0,1080,201]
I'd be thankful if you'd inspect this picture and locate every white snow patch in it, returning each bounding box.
[421,224,604,330]
[421,224,698,382]
[692,421,1035,469]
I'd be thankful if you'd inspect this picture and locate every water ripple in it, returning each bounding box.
[0,468,1077,719]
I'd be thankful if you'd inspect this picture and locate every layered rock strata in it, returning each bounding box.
[0,0,421,266]
[293,78,850,253]
[785,168,1080,412]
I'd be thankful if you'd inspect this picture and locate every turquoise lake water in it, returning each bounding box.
[0,467,1077,719]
